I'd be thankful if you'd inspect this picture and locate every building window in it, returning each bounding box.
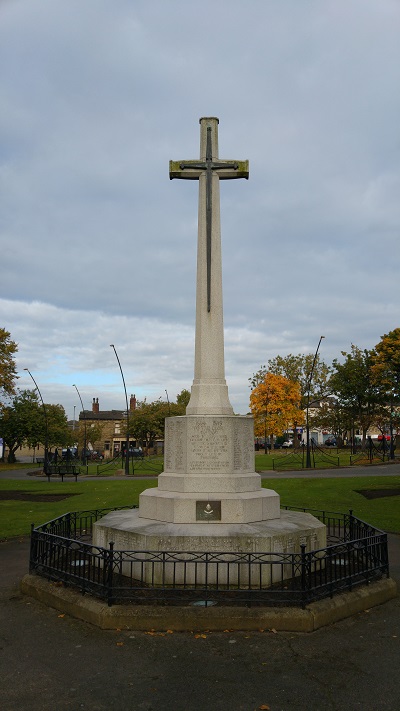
[115,423,121,434]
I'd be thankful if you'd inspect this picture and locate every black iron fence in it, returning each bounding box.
[29,505,389,608]
[272,441,340,470]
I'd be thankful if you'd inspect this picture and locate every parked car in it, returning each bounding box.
[61,447,78,460]
[89,450,104,460]
[129,447,144,459]
[281,440,293,448]
[325,438,337,447]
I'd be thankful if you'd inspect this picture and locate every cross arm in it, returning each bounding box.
[217,160,249,180]
[169,160,203,180]
[169,159,249,180]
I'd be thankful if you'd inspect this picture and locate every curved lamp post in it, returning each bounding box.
[110,345,130,475]
[24,369,49,475]
[305,336,325,468]
[165,389,171,416]
[72,384,88,471]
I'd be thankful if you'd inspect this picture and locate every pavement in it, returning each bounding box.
[1,465,400,710]
[3,459,400,480]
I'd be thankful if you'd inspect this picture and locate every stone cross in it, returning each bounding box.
[170,117,249,312]
[170,117,249,416]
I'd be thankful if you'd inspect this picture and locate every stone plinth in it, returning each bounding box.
[93,509,327,587]
[139,414,280,524]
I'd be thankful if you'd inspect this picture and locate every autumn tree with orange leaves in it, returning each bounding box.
[373,328,400,394]
[0,328,18,402]
[249,372,303,442]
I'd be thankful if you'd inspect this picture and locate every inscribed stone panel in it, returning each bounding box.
[188,418,230,473]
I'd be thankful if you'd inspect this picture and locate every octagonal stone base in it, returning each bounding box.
[93,509,327,587]
[139,487,280,524]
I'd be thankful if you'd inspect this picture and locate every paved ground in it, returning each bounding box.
[2,459,400,480]
[1,465,400,710]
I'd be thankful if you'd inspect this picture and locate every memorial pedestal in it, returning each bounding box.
[93,413,327,586]
[139,414,280,524]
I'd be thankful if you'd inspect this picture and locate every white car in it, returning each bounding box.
[281,440,293,448]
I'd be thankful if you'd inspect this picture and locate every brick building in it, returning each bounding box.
[78,394,137,458]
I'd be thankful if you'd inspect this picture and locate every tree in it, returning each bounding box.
[0,390,71,462]
[128,400,166,450]
[73,420,104,452]
[0,390,41,462]
[176,389,191,409]
[128,396,187,450]
[252,353,331,407]
[0,328,18,400]
[310,397,352,444]
[45,404,72,450]
[372,328,400,446]
[373,328,400,395]
[329,345,384,446]
[249,372,303,442]
[250,354,331,445]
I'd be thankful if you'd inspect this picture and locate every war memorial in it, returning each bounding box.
[92,118,326,582]
[23,118,396,630]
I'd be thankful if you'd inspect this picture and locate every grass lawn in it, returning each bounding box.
[262,475,400,534]
[255,450,386,470]
[1,474,399,539]
[0,477,153,540]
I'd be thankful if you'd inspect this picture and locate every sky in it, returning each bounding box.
[1,0,399,419]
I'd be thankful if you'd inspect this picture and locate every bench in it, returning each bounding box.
[35,457,45,465]
[46,464,80,482]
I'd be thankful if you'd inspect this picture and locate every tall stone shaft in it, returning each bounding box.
[169,117,249,415]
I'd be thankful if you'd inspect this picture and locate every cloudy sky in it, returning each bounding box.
[1,0,399,419]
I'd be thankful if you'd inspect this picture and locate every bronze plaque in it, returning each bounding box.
[196,500,222,521]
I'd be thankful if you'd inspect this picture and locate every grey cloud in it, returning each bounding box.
[0,0,399,419]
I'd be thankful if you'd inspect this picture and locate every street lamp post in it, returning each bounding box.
[72,385,88,472]
[24,369,49,475]
[264,415,267,452]
[165,389,171,416]
[305,336,325,469]
[110,345,130,476]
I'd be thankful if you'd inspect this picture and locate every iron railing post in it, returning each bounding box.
[106,541,115,607]
[348,509,354,542]
[381,532,390,578]
[300,543,310,608]
[29,522,36,573]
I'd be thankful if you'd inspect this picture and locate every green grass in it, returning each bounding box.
[262,475,400,533]
[0,478,156,540]
[1,474,400,539]
[255,450,379,470]
[255,451,333,471]
[0,462,34,471]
